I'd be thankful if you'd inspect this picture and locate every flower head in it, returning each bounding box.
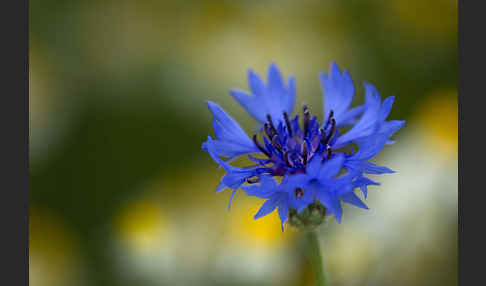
[202,62,404,230]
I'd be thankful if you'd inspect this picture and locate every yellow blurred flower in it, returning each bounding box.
[227,197,295,251]
[416,89,457,158]
[114,197,169,253]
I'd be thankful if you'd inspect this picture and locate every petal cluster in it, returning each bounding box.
[202,62,404,230]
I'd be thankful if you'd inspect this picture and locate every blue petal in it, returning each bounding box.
[286,172,311,188]
[334,82,382,147]
[254,196,279,219]
[362,161,395,174]
[318,154,345,179]
[353,129,396,160]
[249,69,266,98]
[204,137,258,209]
[337,105,366,126]
[230,63,296,126]
[204,136,244,171]
[342,118,404,175]
[340,191,368,210]
[352,176,380,198]
[278,200,289,232]
[267,63,297,117]
[228,188,238,210]
[242,175,278,199]
[353,120,404,161]
[230,89,267,123]
[260,175,278,189]
[220,170,256,210]
[378,96,395,123]
[221,169,257,189]
[267,62,285,97]
[332,173,355,195]
[242,184,274,199]
[202,140,253,162]
[204,101,258,158]
[342,157,362,174]
[216,182,226,193]
[335,84,405,150]
[305,157,322,178]
[286,76,297,115]
[320,62,356,126]
[379,120,405,135]
[316,189,342,223]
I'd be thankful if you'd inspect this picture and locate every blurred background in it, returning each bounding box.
[29,0,457,285]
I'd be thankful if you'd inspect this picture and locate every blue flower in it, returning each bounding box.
[203,62,404,230]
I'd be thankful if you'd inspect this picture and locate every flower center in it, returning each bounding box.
[251,105,337,176]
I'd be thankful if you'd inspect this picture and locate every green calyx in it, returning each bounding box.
[288,201,327,230]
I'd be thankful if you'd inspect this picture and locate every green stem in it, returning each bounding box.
[306,230,327,286]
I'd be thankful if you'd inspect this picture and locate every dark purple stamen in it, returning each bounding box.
[271,134,283,154]
[266,114,277,134]
[302,142,308,165]
[253,134,271,157]
[320,128,326,138]
[264,123,274,138]
[271,166,286,176]
[327,110,334,125]
[284,150,293,167]
[311,128,325,154]
[319,128,326,143]
[324,119,336,145]
[283,111,293,137]
[303,105,310,138]
[326,146,332,159]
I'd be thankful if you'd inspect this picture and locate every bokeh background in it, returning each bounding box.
[29,0,457,285]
